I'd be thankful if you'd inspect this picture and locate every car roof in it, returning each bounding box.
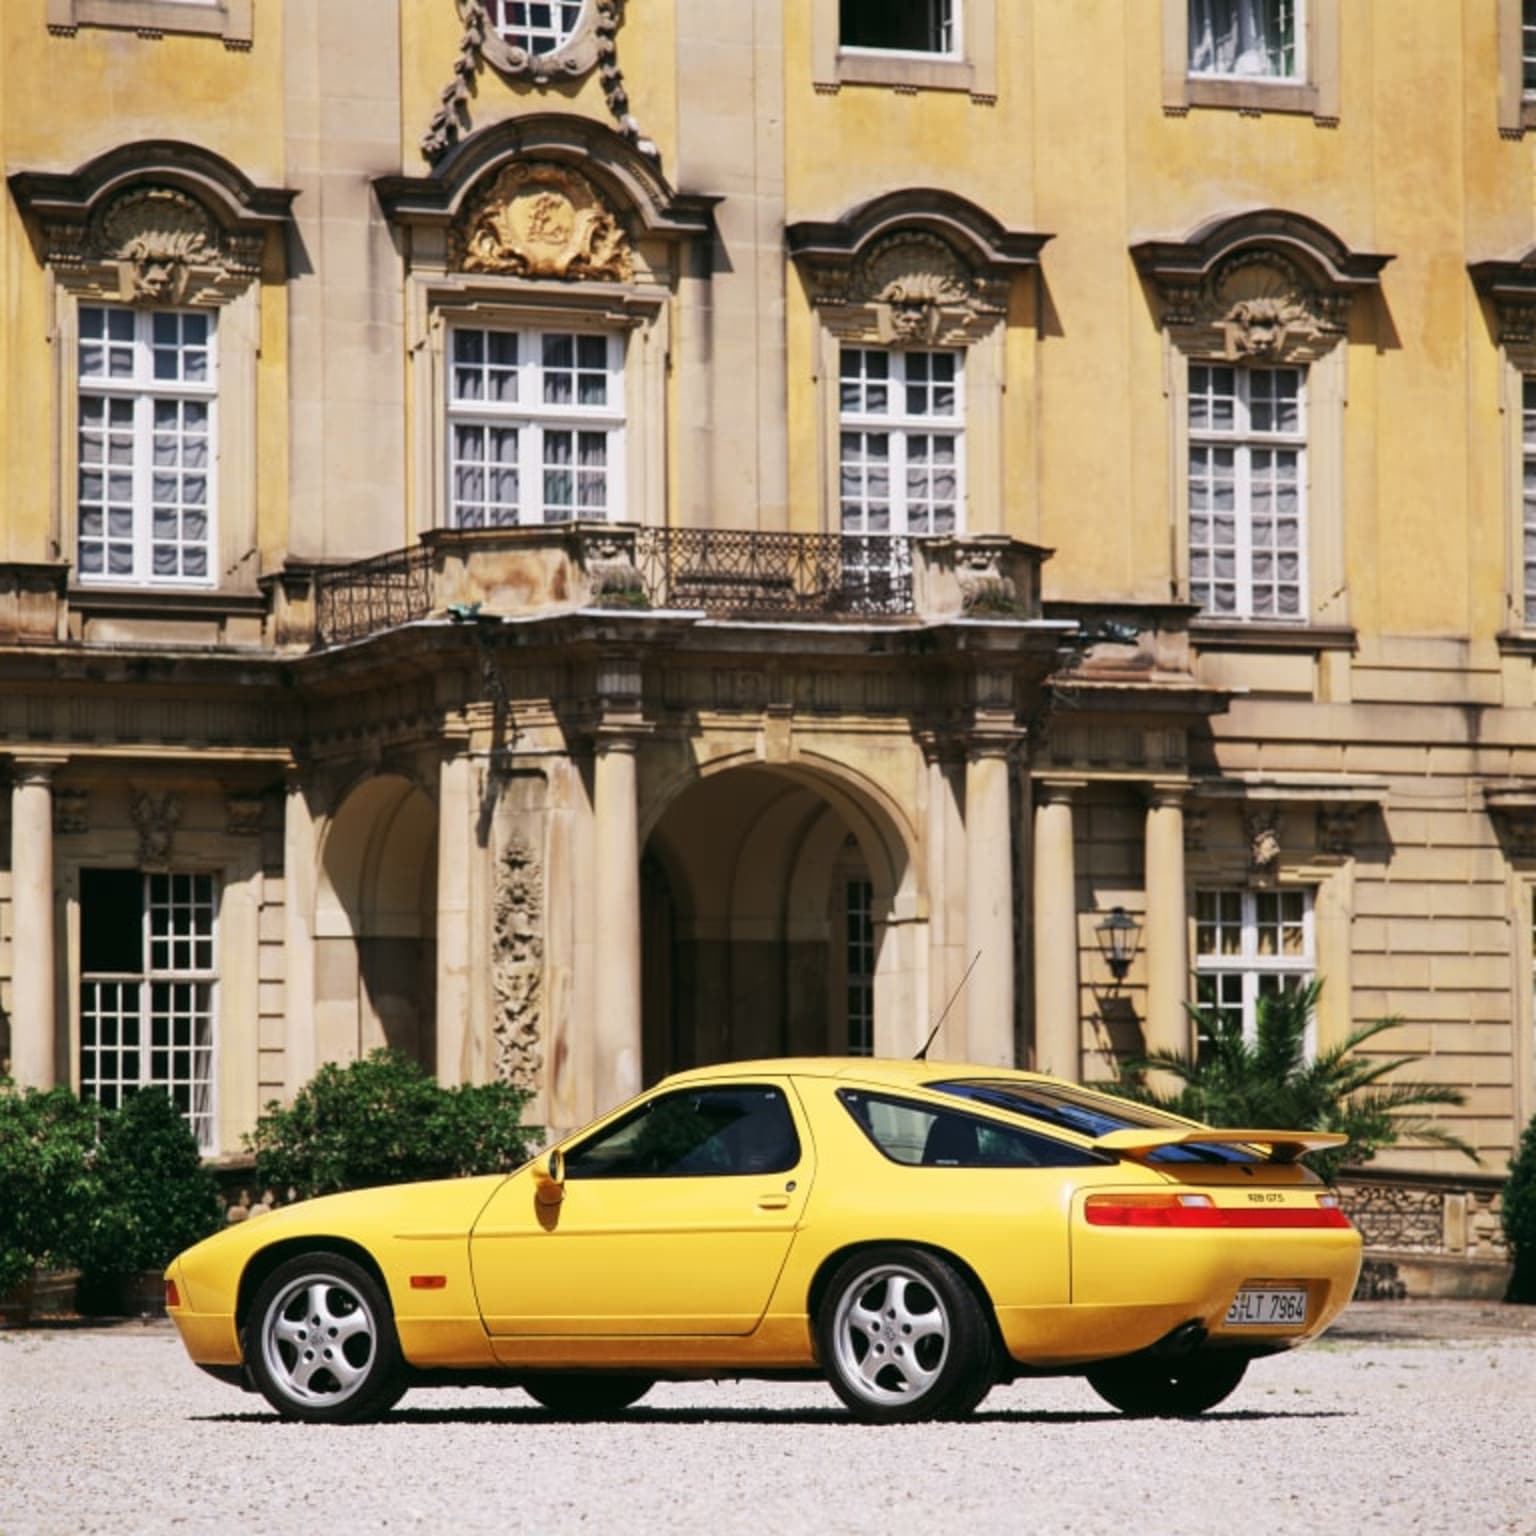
[660,1057,1064,1090]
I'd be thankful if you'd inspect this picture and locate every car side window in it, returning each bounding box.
[837,1089,1104,1169]
[563,1085,800,1179]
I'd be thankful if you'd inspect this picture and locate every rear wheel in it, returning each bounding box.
[816,1246,994,1424]
[520,1374,654,1415]
[245,1253,406,1424]
[1085,1352,1249,1416]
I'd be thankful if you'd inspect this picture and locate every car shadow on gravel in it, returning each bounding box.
[193,1405,1354,1428]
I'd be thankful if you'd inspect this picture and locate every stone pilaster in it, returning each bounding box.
[1144,783,1191,1061]
[1032,777,1084,1080]
[594,731,642,1110]
[9,757,65,1088]
[965,739,1017,1067]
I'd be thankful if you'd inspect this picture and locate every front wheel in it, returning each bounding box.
[521,1374,654,1415]
[816,1246,994,1424]
[1085,1351,1249,1416]
[245,1253,406,1424]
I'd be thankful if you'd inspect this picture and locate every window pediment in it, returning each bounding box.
[1471,251,1536,367]
[788,190,1050,346]
[1132,210,1391,363]
[8,141,294,307]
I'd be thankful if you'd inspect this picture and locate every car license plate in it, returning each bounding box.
[1225,1287,1308,1327]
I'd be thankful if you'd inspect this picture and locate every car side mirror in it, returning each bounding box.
[532,1148,565,1207]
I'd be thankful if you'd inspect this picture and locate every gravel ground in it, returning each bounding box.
[3,1312,1534,1536]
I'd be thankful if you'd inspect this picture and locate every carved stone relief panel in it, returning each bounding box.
[1316,804,1361,857]
[450,162,633,282]
[54,788,89,836]
[492,831,545,1089]
[225,794,266,837]
[131,790,181,869]
[44,187,264,308]
[804,233,1008,347]
[1159,252,1349,365]
[1244,808,1282,876]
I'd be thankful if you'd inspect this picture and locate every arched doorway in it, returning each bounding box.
[640,763,915,1081]
[313,773,438,1068]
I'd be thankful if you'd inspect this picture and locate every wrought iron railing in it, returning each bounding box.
[314,545,434,646]
[633,528,915,618]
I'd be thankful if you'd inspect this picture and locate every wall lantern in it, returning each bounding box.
[1094,906,1141,983]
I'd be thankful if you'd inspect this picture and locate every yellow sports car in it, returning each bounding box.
[166,1058,1361,1424]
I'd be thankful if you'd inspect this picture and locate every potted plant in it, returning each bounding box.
[74,1090,221,1317]
[0,1081,100,1323]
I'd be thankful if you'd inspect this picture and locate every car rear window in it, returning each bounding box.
[837,1089,1109,1169]
[928,1080,1264,1165]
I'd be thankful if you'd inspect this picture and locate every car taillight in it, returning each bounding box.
[165,1277,181,1309]
[1085,1192,1353,1229]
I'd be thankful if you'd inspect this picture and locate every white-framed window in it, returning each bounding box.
[845,878,875,1056]
[1188,362,1306,620]
[76,304,216,586]
[447,326,624,527]
[1193,887,1314,1057]
[79,870,218,1151]
[1525,0,1536,96]
[486,0,586,56]
[840,0,959,57]
[1189,0,1304,81]
[839,347,963,538]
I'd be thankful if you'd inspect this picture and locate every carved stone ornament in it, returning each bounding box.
[1316,804,1360,858]
[131,790,181,869]
[1161,251,1348,364]
[451,161,633,282]
[492,831,545,1090]
[1183,806,1208,854]
[53,787,89,836]
[424,2,656,164]
[45,186,263,308]
[225,793,265,837]
[582,530,645,604]
[956,545,1017,614]
[1244,809,1282,876]
[806,232,1005,347]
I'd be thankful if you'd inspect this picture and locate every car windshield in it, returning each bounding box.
[928,1079,1265,1165]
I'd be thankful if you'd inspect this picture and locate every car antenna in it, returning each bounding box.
[914,951,981,1061]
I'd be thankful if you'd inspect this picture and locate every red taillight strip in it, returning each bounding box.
[164,1277,181,1309]
[1085,1194,1353,1229]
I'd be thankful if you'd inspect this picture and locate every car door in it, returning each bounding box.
[469,1079,813,1336]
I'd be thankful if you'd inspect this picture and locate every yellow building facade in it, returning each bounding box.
[0,2,1532,1234]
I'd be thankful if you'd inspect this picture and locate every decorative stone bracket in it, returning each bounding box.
[1192,774,1387,864]
[1470,253,1536,371]
[1131,209,1392,363]
[1484,783,1536,859]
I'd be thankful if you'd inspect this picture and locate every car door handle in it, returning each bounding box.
[756,1194,791,1210]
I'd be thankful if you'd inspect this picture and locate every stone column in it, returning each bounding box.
[594,732,642,1111]
[1032,778,1083,1080]
[965,740,1016,1067]
[283,768,318,1098]
[1144,783,1191,1061]
[10,757,64,1088]
[436,747,474,1085]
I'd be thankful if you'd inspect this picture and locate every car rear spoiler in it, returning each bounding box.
[1094,1127,1350,1165]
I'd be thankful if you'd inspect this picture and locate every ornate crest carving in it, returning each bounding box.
[451,162,632,282]
[1244,809,1282,876]
[1158,252,1348,364]
[1316,804,1361,858]
[492,832,544,1090]
[805,233,1006,347]
[45,186,263,308]
[131,790,181,869]
[956,545,1018,615]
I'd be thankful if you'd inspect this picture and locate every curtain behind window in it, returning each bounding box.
[1189,0,1294,78]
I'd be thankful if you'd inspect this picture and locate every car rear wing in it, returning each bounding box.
[1093,1127,1349,1164]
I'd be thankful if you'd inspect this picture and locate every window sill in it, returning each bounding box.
[1190,620,1356,653]
[1180,77,1320,116]
[46,0,251,47]
[832,51,976,94]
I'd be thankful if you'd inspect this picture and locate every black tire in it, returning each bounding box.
[244,1253,407,1424]
[520,1374,654,1415]
[1085,1351,1249,1416]
[815,1246,995,1424]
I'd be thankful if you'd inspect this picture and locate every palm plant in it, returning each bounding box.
[1099,979,1477,1183]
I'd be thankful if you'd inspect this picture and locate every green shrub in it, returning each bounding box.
[247,1049,538,1199]
[74,1091,220,1289]
[1503,1114,1536,1303]
[0,1082,102,1295]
